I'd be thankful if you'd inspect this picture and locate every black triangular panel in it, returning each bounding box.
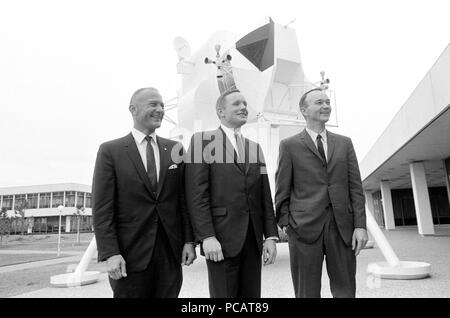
[235,18,275,72]
[236,39,268,70]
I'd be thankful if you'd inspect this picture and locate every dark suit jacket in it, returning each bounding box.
[92,133,193,273]
[185,127,279,258]
[275,129,366,246]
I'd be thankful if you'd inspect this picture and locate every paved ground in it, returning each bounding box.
[8,225,450,298]
[0,250,83,255]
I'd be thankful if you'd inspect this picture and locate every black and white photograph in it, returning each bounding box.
[1,0,449,303]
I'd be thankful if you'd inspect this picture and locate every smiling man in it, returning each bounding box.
[275,88,368,298]
[92,87,196,298]
[185,89,279,298]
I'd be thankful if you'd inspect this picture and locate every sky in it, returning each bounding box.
[0,0,449,187]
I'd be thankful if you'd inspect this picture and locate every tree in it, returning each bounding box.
[73,205,85,244]
[14,199,28,236]
[0,207,10,245]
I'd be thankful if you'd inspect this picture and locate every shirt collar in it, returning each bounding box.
[220,124,242,140]
[305,127,327,143]
[131,127,158,145]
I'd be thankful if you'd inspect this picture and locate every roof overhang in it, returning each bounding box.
[361,44,450,191]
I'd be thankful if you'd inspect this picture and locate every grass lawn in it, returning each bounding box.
[0,232,95,252]
[0,232,104,297]
[0,261,106,298]
[0,254,66,267]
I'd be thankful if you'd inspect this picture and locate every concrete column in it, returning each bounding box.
[83,192,87,208]
[65,215,71,233]
[37,193,40,209]
[12,195,15,211]
[74,191,78,209]
[50,192,53,208]
[444,158,450,209]
[365,190,375,210]
[409,162,435,235]
[380,181,396,230]
[0,195,3,210]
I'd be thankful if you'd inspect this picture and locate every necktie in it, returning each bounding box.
[234,132,246,165]
[316,134,327,164]
[145,135,157,192]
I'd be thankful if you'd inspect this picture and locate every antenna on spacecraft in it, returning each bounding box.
[167,37,194,126]
[204,44,237,93]
[174,36,191,61]
[312,70,330,90]
[174,36,195,75]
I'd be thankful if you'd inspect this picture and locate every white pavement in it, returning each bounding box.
[11,226,450,298]
[14,245,295,298]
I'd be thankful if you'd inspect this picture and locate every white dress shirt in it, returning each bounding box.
[305,127,328,162]
[131,127,160,181]
[220,124,242,156]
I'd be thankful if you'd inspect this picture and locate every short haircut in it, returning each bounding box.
[130,87,159,106]
[299,88,323,109]
[216,89,241,117]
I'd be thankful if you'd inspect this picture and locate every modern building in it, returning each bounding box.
[361,44,450,235]
[0,183,92,234]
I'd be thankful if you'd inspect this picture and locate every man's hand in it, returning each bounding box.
[106,254,127,280]
[202,236,224,262]
[181,243,197,266]
[262,239,277,265]
[352,228,368,256]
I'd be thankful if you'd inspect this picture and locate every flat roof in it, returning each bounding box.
[360,44,450,190]
[0,183,91,195]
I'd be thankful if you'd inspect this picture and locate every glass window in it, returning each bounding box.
[65,191,76,207]
[52,192,64,208]
[2,195,13,210]
[14,194,26,210]
[85,193,92,208]
[39,192,51,208]
[27,193,38,209]
[76,192,85,208]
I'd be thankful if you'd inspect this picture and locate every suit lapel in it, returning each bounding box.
[156,136,170,197]
[124,133,156,199]
[299,129,325,164]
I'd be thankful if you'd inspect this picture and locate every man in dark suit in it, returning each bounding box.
[275,88,368,298]
[92,87,196,298]
[185,89,279,298]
